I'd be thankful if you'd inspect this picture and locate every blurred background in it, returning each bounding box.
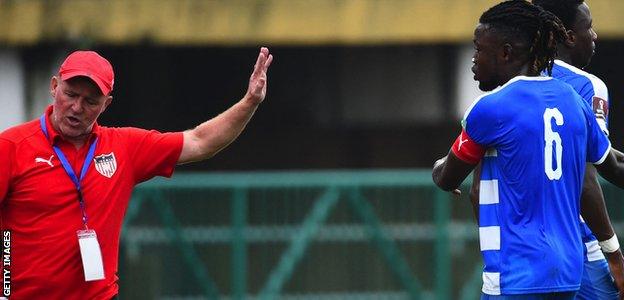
[1,0,624,299]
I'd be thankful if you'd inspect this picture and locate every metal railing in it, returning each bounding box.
[119,170,624,299]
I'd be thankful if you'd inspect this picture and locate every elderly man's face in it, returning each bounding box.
[50,76,112,143]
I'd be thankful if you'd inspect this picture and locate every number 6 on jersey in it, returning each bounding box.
[544,108,564,180]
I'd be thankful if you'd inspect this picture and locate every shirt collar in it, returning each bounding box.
[43,105,100,146]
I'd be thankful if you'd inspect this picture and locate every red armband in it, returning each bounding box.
[451,129,485,164]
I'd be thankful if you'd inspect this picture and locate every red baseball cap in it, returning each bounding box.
[59,50,114,95]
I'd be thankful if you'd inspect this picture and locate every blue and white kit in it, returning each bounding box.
[462,75,611,295]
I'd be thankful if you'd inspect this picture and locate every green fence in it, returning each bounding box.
[119,170,624,299]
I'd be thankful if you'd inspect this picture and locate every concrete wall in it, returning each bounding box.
[0,49,25,130]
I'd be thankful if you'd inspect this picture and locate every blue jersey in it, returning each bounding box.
[551,60,611,264]
[552,60,610,134]
[463,76,611,295]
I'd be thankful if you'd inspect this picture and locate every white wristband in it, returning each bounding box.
[599,234,620,253]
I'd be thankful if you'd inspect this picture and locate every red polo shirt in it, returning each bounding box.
[0,106,183,299]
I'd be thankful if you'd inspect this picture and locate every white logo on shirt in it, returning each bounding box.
[35,155,54,167]
[458,133,469,151]
[94,152,117,178]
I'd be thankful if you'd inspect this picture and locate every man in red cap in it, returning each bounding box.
[0,47,272,299]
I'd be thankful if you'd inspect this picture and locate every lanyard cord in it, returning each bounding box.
[40,115,98,229]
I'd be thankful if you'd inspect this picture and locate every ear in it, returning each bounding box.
[501,43,513,62]
[50,76,59,97]
[101,96,113,113]
[564,29,576,48]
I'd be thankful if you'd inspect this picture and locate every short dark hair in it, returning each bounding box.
[532,0,584,30]
[479,0,568,75]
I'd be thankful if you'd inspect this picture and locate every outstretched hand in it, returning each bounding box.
[246,47,273,105]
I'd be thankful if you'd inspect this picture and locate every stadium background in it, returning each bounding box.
[1,0,624,299]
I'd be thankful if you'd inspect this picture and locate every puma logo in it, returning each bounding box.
[35,155,55,167]
[458,133,469,151]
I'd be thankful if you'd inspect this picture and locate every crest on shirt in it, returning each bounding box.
[94,152,117,178]
[592,96,609,120]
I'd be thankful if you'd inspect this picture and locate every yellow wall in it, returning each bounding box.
[0,0,621,46]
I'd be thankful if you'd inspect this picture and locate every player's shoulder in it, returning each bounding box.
[98,125,169,142]
[492,75,558,96]
[462,76,529,125]
[100,126,160,135]
[97,125,144,140]
[553,60,608,98]
[0,119,41,145]
[467,76,552,108]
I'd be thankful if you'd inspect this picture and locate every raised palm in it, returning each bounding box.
[246,47,273,104]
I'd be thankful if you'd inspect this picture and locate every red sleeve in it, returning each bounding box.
[123,128,184,183]
[0,138,14,203]
[451,129,486,164]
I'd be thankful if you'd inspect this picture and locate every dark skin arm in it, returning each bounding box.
[581,164,613,241]
[614,148,624,164]
[592,149,624,299]
[595,149,624,188]
[605,250,624,299]
[580,163,624,296]
[468,163,481,224]
[432,150,478,192]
